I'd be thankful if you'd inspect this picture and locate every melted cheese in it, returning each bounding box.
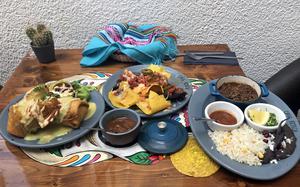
[15,97,38,126]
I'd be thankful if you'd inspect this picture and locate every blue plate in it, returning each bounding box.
[102,65,193,118]
[0,91,105,149]
[188,82,300,180]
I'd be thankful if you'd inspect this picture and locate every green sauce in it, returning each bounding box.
[24,124,72,144]
[84,102,96,120]
[24,102,96,144]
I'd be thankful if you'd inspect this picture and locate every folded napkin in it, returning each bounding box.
[80,23,178,66]
[183,51,239,65]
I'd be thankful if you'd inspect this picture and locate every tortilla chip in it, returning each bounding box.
[120,88,140,107]
[136,91,171,115]
[136,100,152,115]
[171,137,220,177]
[148,91,171,112]
[108,91,128,108]
[108,86,140,108]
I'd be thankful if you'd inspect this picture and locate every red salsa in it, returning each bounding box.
[209,110,237,125]
[105,117,136,133]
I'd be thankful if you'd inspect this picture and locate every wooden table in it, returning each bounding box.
[0,45,298,187]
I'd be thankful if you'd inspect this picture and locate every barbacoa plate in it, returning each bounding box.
[188,82,300,180]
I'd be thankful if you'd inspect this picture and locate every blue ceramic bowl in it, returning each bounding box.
[209,75,269,108]
[99,109,141,146]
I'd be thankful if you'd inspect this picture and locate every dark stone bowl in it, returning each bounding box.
[99,109,141,146]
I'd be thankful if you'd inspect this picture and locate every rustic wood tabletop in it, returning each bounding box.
[0,44,298,187]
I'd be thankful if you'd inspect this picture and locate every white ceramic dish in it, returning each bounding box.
[244,103,286,132]
[204,101,244,131]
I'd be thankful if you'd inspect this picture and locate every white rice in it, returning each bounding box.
[208,124,268,166]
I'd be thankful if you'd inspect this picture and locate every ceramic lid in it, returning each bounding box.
[138,119,188,154]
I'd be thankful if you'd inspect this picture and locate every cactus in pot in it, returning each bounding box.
[36,23,46,33]
[26,24,55,63]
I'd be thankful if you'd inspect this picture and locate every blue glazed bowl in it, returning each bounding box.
[99,109,141,146]
[209,75,269,108]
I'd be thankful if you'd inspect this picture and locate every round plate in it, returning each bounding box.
[138,119,188,154]
[188,82,300,180]
[102,65,193,118]
[0,91,105,149]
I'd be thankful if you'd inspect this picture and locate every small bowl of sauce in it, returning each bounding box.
[106,117,137,133]
[99,109,141,146]
[204,101,244,131]
[209,110,237,125]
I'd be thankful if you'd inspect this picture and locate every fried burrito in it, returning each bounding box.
[7,82,90,138]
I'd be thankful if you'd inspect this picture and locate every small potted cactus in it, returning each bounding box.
[26,24,55,63]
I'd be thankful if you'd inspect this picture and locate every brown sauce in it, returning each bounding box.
[209,110,237,125]
[219,82,258,102]
[105,117,136,133]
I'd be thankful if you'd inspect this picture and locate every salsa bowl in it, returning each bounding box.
[99,109,141,146]
[204,101,244,131]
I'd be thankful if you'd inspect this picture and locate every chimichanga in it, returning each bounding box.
[7,97,60,138]
[6,81,91,138]
[60,99,89,128]
[7,105,39,137]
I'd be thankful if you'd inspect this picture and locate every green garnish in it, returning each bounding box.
[141,69,153,75]
[71,81,81,90]
[33,84,46,92]
[266,113,278,126]
[31,84,49,100]
[71,81,96,100]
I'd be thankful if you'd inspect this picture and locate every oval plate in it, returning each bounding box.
[0,91,105,149]
[188,82,300,180]
[102,65,193,118]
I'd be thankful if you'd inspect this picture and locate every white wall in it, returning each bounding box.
[0,0,299,85]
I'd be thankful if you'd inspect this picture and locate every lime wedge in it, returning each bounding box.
[248,109,270,125]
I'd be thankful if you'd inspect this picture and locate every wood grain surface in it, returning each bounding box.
[0,45,298,187]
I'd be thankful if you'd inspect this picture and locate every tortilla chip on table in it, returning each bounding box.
[171,137,220,177]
